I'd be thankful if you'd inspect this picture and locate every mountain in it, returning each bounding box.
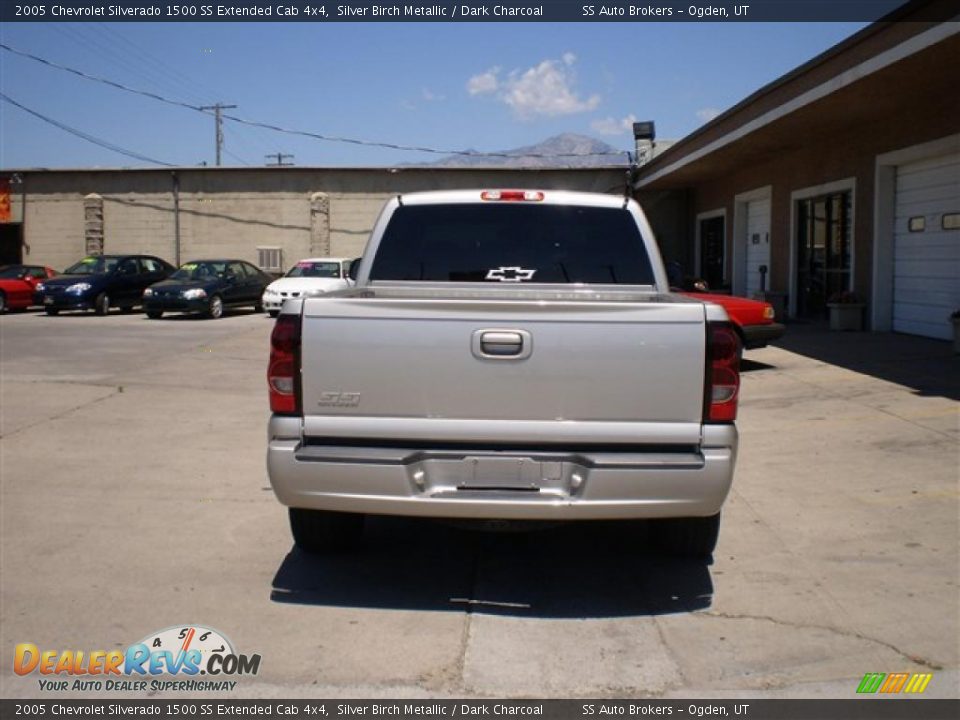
[419,133,629,168]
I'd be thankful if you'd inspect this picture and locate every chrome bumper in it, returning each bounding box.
[267,418,737,521]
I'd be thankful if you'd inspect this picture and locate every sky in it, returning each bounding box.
[0,20,868,169]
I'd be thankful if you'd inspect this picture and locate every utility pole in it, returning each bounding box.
[200,102,237,166]
[265,153,295,167]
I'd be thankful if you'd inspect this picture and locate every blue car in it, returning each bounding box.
[38,255,175,316]
[142,259,273,319]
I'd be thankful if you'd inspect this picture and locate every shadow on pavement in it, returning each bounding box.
[741,358,775,373]
[271,516,714,618]
[773,322,959,400]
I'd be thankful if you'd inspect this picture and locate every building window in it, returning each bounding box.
[796,191,852,317]
[257,247,283,273]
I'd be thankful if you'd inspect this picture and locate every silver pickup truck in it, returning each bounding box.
[267,190,740,557]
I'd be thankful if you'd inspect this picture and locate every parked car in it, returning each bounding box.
[37,255,174,316]
[261,257,354,318]
[267,190,740,558]
[0,264,57,312]
[665,262,784,350]
[143,259,272,319]
[681,291,785,349]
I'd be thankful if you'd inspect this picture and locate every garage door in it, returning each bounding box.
[893,153,960,340]
[745,198,770,297]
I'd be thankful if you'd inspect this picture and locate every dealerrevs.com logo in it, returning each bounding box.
[14,625,261,692]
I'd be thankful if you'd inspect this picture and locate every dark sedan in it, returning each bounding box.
[37,255,175,316]
[142,259,272,319]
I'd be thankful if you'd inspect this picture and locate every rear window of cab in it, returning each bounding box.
[369,204,655,285]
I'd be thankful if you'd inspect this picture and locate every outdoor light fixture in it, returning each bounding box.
[632,121,656,141]
[632,121,656,168]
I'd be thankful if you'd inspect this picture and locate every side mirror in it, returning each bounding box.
[348,258,362,282]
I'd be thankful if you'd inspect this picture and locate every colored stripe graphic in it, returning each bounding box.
[858,672,933,694]
[880,673,910,693]
[857,673,886,693]
[903,673,933,693]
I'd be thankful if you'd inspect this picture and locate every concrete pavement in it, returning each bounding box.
[1,310,957,699]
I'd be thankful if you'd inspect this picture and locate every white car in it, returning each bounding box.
[261,257,354,317]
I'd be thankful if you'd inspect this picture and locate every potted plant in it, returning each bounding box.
[951,310,960,354]
[827,290,865,331]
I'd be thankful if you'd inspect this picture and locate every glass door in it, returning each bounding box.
[699,215,726,291]
[796,192,851,317]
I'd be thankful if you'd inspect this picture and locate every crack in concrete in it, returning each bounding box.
[451,548,481,695]
[776,371,956,441]
[650,611,688,694]
[0,387,121,440]
[725,485,947,674]
[697,610,943,670]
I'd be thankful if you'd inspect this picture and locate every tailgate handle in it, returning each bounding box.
[472,329,532,360]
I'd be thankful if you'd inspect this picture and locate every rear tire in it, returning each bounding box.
[651,513,721,558]
[268,310,279,319]
[0,291,6,313]
[45,307,59,316]
[289,508,364,554]
[254,300,264,313]
[94,292,110,316]
[146,310,163,320]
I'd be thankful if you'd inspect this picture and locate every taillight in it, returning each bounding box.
[268,314,301,415]
[480,190,545,202]
[704,322,740,423]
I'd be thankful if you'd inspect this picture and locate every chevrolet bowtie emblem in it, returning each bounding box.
[485,267,537,282]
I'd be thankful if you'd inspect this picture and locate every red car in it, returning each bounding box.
[681,290,785,349]
[665,262,784,350]
[0,264,57,312]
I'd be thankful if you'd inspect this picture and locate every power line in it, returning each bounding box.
[1,43,202,113]
[0,43,629,163]
[93,23,223,106]
[0,92,175,167]
[222,148,251,166]
[85,23,275,164]
[49,24,203,108]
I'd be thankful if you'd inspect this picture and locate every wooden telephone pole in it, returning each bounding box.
[200,103,237,166]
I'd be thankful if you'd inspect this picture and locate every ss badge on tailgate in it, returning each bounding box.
[318,391,361,407]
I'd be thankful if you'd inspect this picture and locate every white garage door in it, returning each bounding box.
[893,153,960,340]
[745,198,771,297]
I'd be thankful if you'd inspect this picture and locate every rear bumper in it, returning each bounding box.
[741,322,785,349]
[267,419,737,521]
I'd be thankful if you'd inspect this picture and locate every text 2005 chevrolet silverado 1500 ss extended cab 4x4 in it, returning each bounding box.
[267,190,740,557]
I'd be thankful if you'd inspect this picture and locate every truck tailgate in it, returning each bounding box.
[299,292,707,445]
